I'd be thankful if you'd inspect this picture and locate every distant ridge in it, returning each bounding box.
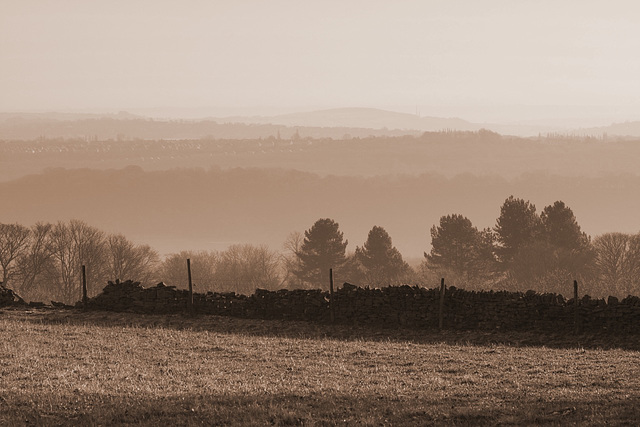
[220,107,481,132]
[576,121,640,138]
[1,108,638,139]
[0,111,143,123]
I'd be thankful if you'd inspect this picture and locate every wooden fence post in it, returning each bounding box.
[574,279,580,334]
[329,268,335,323]
[82,265,88,309]
[187,258,193,312]
[439,278,445,331]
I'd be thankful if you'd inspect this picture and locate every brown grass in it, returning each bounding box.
[1,308,639,426]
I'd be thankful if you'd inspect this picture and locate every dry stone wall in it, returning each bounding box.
[0,285,26,307]
[83,280,640,334]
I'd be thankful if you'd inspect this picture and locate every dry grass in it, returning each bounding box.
[1,308,640,426]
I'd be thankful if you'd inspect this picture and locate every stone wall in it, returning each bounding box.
[83,280,640,334]
[0,285,26,307]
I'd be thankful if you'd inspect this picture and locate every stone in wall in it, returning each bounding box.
[0,285,26,307]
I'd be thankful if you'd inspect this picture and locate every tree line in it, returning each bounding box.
[424,197,640,298]
[1,197,639,303]
[0,220,159,303]
[0,218,412,303]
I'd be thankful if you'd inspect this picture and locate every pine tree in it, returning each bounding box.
[426,214,482,278]
[425,214,498,283]
[294,218,348,289]
[494,196,541,264]
[355,226,409,286]
[540,201,589,250]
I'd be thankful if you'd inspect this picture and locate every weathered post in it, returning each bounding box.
[439,278,445,331]
[82,265,88,309]
[329,268,335,323]
[187,258,194,312]
[574,279,580,334]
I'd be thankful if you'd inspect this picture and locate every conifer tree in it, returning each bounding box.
[494,196,541,264]
[294,218,348,288]
[355,226,409,286]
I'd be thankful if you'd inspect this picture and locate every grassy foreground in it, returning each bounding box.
[1,308,639,426]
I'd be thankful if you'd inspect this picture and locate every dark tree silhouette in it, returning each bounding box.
[494,196,541,264]
[540,201,589,250]
[294,218,348,289]
[505,201,594,293]
[425,214,493,280]
[355,226,409,286]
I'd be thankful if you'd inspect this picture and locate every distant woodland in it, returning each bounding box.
[3,164,640,256]
[2,130,640,182]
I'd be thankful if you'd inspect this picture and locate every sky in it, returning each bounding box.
[2,0,639,122]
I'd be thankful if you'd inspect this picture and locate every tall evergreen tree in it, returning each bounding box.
[426,214,484,279]
[507,200,593,292]
[294,218,348,289]
[494,196,541,264]
[540,201,589,250]
[355,226,409,286]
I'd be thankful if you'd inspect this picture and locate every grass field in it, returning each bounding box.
[1,308,639,426]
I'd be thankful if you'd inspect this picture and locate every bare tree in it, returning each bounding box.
[215,244,281,294]
[48,220,107,303]
[0,223,31,287]
[14,222,55,301]
[281,231,306,289]
[248,244,282,290]
[593,232,640,297]
[107,233,160,285]
[626,234,640,286]
[159,250,217,291]
[593,233,629,288]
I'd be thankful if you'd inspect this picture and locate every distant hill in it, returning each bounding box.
[0,111,143,123]
[0,115,420,141]
[220,107,481,132]
[577,121,640,138]
[1,108,638,139]
[0,108,482,139]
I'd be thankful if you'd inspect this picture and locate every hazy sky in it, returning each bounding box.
[2,1,639,121]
